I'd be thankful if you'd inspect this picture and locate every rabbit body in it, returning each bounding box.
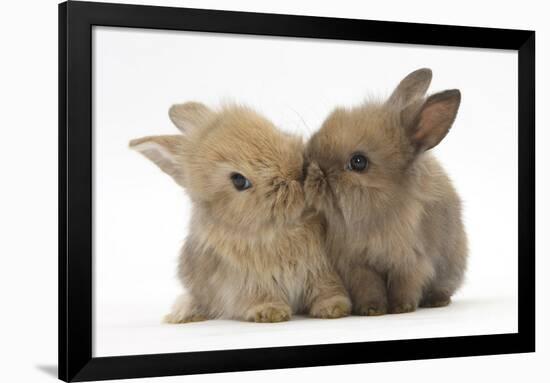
[174,206,349,322]
[305,69,468,314]
[131,104,351,322]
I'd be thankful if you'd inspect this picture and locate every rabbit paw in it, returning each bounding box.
[420,293,451,308]
[354,300,388,316]
[163,312,207,324]
[310,295,352,319]
[389,301,417,314]
[247,303,291,323]
[163,293,207,324]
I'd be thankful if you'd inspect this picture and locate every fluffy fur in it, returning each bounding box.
[304,69,468,315]
[130,103,351,323]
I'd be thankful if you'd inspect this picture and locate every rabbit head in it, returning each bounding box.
[305,68,461,224]
[130,103,306,232]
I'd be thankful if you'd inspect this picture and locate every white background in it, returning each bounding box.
[0,0,548,382]
[93,26,518,357]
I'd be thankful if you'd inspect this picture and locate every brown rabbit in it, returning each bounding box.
[130,102,351,323]
[304,68,467,315]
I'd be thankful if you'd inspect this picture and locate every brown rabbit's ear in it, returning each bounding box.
[407,89,461,151]
[387,68,432,108]
[169,102,215,133]
[129,135,186,187]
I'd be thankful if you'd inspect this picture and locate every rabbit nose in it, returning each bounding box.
[300,162,309,184]
[285,181,306,219]
[306,161,327,180]
[288,179,304,195]
[271,179,305,221]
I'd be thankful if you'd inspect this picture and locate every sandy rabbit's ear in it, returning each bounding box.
[407,89,461,151]
[169,102,215,133]
[129,135,186,187]
[387,68,432,108]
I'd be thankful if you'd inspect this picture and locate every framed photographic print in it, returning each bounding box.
[59,1,535,381]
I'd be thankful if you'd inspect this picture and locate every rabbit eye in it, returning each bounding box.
[230,173,252,191]
[348,153,368,172]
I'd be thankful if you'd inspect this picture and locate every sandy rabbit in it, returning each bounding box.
[130,102,351,322]
[304,68,467,315]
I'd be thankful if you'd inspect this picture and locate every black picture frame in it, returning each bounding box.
[59,1,535,381]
